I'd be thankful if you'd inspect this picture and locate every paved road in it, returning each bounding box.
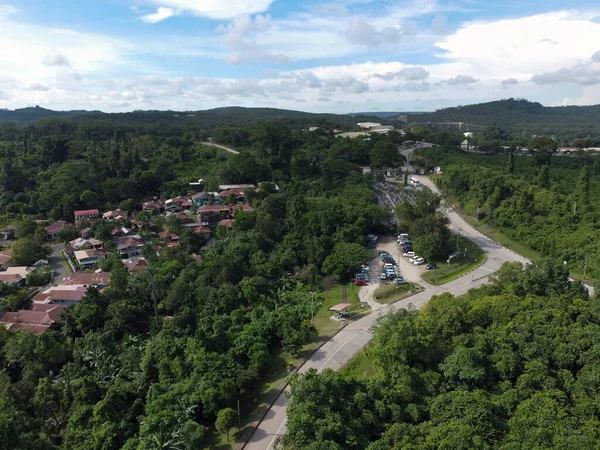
[243,174,529,450]
[50,243,68,285]
[199,141,239,155]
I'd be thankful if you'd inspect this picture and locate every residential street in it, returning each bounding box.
[242,173,529,450]
[49,243,69,285]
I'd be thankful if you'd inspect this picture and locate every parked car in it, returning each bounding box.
[409,255,419,263]
[397,233,409,240]
[380,272,387,280]
[354,280,366,286]
[361,265,370,272]
[395,277,407,285]
[379,252,389,259]
[426,263,437,270]
[403,251,416,258]
[355,273,368,280]
[413,257,425,265]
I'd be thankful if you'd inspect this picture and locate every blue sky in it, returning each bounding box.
[0,0,600,112]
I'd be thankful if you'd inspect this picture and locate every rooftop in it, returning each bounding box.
[74,209,100,217]
[61,271,110,286]
[218,184,255,191]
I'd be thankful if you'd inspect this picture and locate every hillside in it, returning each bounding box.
[0,105,382,128]
[408,98,600,140]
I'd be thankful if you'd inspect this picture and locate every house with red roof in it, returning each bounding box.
[45,220,69,241]
[0,304,65,335]
[33,285,88,306]
[74,209,100,222]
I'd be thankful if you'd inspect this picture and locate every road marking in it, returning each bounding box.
[319,329,366,370]
[479,267,494,272]
[267,418,287,450]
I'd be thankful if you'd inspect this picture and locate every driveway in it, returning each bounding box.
[242,176,530,450]
[49,243,69,285]
[199,141,239,155]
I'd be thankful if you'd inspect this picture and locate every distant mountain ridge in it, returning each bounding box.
[407,98,600,140]
[0,105,383,127]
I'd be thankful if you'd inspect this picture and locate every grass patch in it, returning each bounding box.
[341,347,377,379]
[60,252,75,275]
[374,282,421,304]
[315,282,364,334]
[422,236,485,285]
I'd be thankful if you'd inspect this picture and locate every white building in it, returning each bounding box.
[357,122,382,130]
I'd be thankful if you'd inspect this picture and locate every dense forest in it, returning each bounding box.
[0,117,404,223]
[412,145,600,280]
[408,98,600,142]
[0,116,404,448]
[283,259,595,449]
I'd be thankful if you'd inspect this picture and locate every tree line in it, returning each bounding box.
[283,259,594,449]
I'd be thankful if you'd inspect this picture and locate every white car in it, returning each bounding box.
[403,251,416,258]
[380,272,387,280]
[413,257,425,265]
[409,255,419,263]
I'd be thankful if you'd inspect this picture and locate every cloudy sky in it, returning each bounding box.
[1,0,600,113]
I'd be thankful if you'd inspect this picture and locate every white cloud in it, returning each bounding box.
[444,74,478,85]
[216,13,287,64]
[501,78,519,87]
[346,16,408,47]
[43,50,71,68]
[375,66,429,81]
[141,7,175,23]
[591,50,600,63]
[143,0,276,20]
[24,83,51,91]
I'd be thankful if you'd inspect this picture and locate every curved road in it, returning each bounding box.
[243,174,529,450]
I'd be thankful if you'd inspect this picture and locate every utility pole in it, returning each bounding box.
[310,291,316,321]
[237,399,241,431]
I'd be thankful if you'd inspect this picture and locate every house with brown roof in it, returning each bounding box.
[74,209,100,222]
[197,205,230,227]
[0,266,36,287]
[45,220,69,241]
[165,196,190,213]
[219,189,246,203]
[0,304,65,335]
[102,209,130,221]
[61,271,110,288]
[143,200,165,212]
[33,285,87,306]
[193,225,212,240]
[125,258,148,273]
[115,235,145,259]
[218,219,234,229]
[229,203,255,214]
[0,249,11,270]
[158,231,180,246]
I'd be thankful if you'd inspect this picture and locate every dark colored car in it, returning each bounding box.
[425,263,437,270]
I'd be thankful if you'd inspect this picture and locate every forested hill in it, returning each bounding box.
[408,98,600,140]
[0,105,381,127]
